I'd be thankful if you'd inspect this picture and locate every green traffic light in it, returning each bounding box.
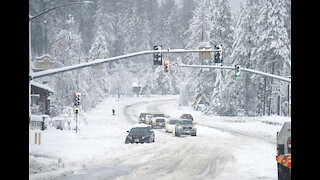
[235,65,240,77]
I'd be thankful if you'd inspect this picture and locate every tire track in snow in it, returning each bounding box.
[120,98,234,180]
[123,98,177,124]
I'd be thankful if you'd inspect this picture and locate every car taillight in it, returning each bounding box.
[288,137,291,154]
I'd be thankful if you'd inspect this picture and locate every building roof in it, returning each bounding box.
[30,81,54,93]
[35,54,54,61]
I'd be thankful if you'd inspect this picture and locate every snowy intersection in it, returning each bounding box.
[29,95,290,180]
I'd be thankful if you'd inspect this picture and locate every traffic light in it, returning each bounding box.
[235,65,241,77]
[153,45,162,65]
[74,109,79,114]
[214,45,222,64]
[163,60,169,73]
[75,92,81,106]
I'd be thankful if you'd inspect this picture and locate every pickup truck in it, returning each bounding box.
[150,112,168,129]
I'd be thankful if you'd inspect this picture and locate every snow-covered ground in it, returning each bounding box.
[29,95,290,180]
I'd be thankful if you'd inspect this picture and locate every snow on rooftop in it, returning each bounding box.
[30,81,55,93]
[31,115,44,122]
[36,54,54,60]
[132,123,151,128]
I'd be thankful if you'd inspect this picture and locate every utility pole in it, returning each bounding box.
[74,92,81,133]
[263,76,266,116]
[75,110,78,133]
[287,76,291,117]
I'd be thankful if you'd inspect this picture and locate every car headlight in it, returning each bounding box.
[142,117,144,120]
[141,136,145,139]
[129,136,132,140]
[178,126,182,129]
[193,125,197,129]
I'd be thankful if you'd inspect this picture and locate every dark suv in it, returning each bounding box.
[125,125,155,144]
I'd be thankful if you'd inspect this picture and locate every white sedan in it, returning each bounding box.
[166,119,180,133]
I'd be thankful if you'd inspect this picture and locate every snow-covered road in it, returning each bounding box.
[29,95,290,180]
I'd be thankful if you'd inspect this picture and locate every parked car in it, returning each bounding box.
[125,124,155,144]
[180,114,193,121]
[30,114,49,130]
[54,119,65,130]
[166,119,180,133]
[138,113,151,124]
[174,119,196,137]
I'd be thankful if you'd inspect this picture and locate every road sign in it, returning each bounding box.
[237,109,245,117]
[199,42,212,60]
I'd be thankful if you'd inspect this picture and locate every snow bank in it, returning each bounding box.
[29,95,177,179]
[157,100,290,141]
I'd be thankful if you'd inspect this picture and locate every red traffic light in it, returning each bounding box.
[163,60,169,73]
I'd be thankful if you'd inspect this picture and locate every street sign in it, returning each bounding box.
[199,42,212,60]
[237,109,245,117]
[133,86,141,97]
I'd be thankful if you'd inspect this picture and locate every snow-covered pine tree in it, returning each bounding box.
[85,0,116,108]
[50,14,86,114]
[176,0,196,48]
[180,0,213,107]
[220,0,263,116]
[254,0,291,115]
[207,0,234,115]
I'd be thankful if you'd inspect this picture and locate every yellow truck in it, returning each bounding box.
[276,122,291,180]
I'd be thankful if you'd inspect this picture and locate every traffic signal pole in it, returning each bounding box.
[29,48,290,83]
[29,49,220,80]
[177,64,291,83]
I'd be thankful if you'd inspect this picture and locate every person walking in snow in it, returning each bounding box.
[112,109,115,116]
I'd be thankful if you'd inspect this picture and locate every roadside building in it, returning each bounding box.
[31,81,54,115]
